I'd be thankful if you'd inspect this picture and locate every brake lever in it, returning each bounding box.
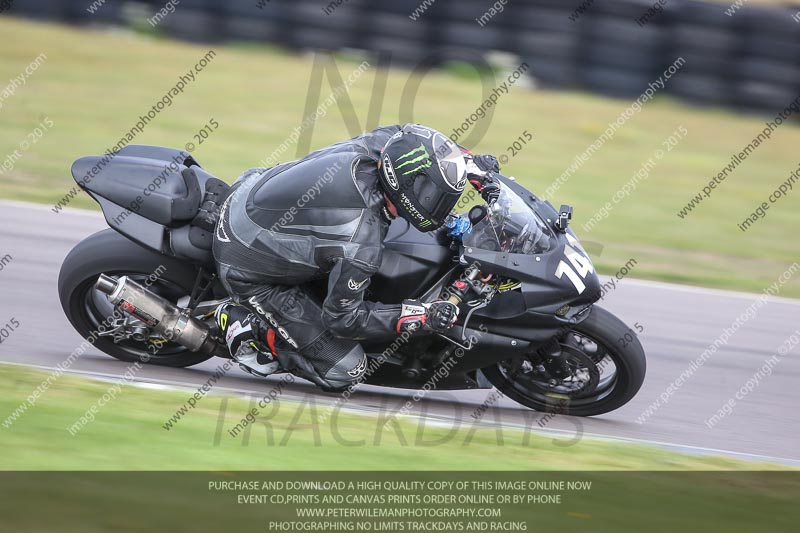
[437,280,496,350]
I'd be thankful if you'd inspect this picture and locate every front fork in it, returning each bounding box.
[435,265,495,350]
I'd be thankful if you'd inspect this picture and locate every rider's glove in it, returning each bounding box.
[397,299,459,334]
[477,174,501,205]
[465,154,502,205]
[472,154,500,174]
[426,300,459,331]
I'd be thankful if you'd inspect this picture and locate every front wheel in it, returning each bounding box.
[481,306,646,417]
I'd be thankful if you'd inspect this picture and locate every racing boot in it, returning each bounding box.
[214,303,280,377]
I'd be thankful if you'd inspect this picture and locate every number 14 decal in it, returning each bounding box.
[555,234,594,294]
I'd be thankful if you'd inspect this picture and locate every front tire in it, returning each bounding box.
[58,229,214,367]
[481,306,646,416]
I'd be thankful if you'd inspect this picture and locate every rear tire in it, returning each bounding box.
[58,229,214,367]
[482,306,646,416]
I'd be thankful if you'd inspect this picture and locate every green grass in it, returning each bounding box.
[0,364,791,471]
[1,366,798,531]
[0,18,799,296]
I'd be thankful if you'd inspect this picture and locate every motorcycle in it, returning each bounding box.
[58,145,645,416]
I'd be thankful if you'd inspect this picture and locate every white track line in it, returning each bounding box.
[622,277,800,306]
[0,199,102,217]
[3,361,798,467]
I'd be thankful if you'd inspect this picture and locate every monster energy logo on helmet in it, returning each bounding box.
[395,143,433,176]
[398,192,429,226]
[380,123,467,233]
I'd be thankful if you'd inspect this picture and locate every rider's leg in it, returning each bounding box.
[212,198,366,390]
[214,303,280,377]
[224,280,367,391]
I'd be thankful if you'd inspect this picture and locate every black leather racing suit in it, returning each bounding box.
[213,125,403,390]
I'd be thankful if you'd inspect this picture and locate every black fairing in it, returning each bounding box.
[70,145,221,265]
[374,175,600,337]
[371,218,454,303]
[364,175,602,387]
[460,175,601,343]
[72,149,202,226]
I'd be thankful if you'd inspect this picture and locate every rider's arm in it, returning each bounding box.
[321,256,401,341]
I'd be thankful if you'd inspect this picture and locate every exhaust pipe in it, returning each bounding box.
[94,274,227,357]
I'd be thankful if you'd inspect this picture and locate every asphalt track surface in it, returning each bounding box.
[1,200,798,464]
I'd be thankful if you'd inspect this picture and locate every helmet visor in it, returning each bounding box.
[432,134,467,192]
[413,173,461,225]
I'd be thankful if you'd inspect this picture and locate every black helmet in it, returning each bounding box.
[379,124,467,231]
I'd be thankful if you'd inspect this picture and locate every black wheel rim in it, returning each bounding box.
[497,331,621,409]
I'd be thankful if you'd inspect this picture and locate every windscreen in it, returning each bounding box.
[462,186,555,254]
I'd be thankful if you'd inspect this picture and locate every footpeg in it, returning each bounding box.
[402,357,422,378]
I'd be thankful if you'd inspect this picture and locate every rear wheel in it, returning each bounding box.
[481,306,646,416]
[58,229,214,367]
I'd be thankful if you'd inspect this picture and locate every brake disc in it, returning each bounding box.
[537,343,601,398]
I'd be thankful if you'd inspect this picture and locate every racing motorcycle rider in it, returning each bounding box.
[212,123,501,391]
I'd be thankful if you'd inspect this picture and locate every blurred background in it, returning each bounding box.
[9,0,800,109]
[1,0,799,295]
